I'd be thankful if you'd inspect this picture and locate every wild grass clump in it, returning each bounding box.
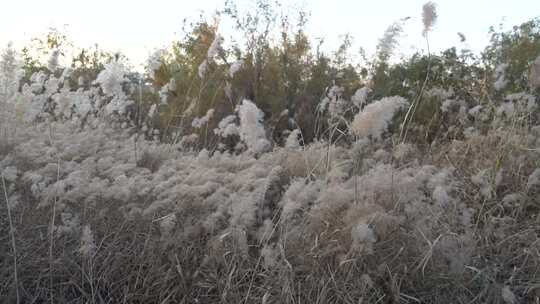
[1,1,540,303]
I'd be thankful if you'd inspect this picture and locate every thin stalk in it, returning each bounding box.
[400,35,432,143]
[48,156,60,304]
[2,174,20,304]
[135,76,143,163]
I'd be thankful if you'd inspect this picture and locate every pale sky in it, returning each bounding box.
[1,0,539,68]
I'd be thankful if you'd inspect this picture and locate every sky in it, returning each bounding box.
[1,0,539,68]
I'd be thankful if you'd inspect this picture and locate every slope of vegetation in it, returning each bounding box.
[1,1,540,303]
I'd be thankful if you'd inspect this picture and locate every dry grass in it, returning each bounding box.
[1,124,539,303]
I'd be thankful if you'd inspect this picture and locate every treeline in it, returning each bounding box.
[7,1,540,149]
